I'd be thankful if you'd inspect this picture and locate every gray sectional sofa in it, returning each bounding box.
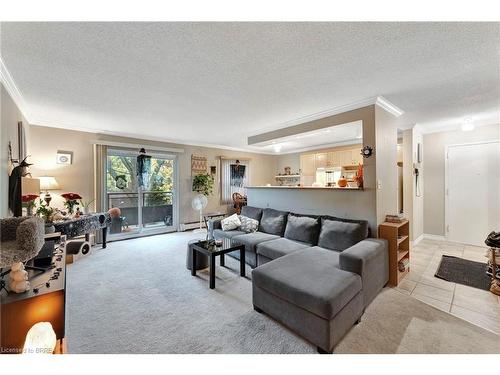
[210,206,388,353]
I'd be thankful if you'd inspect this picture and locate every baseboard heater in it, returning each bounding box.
[179,221,206,231]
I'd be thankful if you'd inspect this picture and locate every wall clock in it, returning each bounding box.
[360,146,373,158]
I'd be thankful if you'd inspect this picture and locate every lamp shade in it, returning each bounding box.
[39,176,60,190]
[23,322,57,354]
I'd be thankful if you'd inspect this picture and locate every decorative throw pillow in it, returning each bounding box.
[221,214,241,231]
[238,215,259,233]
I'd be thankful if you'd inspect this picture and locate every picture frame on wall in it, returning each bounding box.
[56,150,73,165]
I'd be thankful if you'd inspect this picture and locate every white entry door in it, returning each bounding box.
[447,141,500,246]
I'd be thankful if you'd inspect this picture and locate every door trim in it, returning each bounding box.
[444,139,500,243]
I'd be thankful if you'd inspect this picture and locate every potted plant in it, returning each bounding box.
[192,173,214,196]
[61,193,82,215]
[22,194,39,216]
[80,198,95,215]
[35,199,55,233]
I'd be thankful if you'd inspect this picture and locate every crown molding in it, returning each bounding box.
[247,95,404,139]
[0,56,32,121]
[375,96,404,117]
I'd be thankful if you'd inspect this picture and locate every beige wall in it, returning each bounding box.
[423,123,500,236]
[1,84,30,217]
[28,125,277,224]
[29,125,95,210]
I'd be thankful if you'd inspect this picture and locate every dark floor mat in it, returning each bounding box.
[435,255,491,291]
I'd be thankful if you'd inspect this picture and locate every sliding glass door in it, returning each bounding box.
[105,148,177,239]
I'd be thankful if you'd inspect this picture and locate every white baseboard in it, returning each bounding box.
[423,233,446,242]
[412,234,424,246]
[179,221,205,231]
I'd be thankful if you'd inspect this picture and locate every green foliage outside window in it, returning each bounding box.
[106,155,173,206]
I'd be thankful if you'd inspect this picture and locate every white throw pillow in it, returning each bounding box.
[221,214,241,231]
[238,215,259,233]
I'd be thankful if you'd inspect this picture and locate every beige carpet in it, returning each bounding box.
[67,232,500,354]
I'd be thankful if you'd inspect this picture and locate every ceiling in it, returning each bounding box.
[1,22,499,153]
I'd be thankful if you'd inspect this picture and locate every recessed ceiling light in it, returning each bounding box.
[273,144,282,153]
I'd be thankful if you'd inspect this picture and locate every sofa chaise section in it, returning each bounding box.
[252,247,364,353]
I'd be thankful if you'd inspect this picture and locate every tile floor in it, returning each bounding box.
[394,239,500,334]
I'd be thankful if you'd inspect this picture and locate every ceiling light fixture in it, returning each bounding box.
[273,144,282,153]
[461,118,474,132]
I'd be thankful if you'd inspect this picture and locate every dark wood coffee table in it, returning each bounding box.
[190,238,245,289]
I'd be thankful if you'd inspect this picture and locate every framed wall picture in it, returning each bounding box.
[191,155,207,175]
[56,150,73,165]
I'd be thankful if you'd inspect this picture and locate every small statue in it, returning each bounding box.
[9,262,30,293]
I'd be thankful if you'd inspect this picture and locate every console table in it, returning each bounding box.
[0,238,67,354]
[53,212,111,248]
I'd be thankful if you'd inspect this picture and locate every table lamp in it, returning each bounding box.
[39,176,60,206]
[23,322,57,354]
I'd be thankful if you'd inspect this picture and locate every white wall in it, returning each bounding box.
[1,84,30,217]
[423,123,500,236]
[276,153,300,175]
[375,105,398,226]
[412,125,424,240]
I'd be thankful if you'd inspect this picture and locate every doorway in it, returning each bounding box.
[446,140,500,246]
[105,148,178,239]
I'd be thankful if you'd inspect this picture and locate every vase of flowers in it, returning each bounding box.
[61,193,82,215]
[22,194,39,216]
[354,163,364,189]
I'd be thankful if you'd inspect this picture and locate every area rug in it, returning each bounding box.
[435,255,490,291]
[66,232,500,354]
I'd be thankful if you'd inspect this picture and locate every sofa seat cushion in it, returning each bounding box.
[259,208,289,236]
[284,214,320,245]
[318,217,369,251]
[308,246,340,268]
[252,247,362,320]
[213,228,246,239]
[231,231,280,253]
[256,238,311,260]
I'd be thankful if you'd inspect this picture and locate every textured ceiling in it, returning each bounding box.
[1,22,499,152]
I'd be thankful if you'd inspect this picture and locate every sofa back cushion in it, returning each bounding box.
[240,206,263,222]
[318,216,369,251]
[284,214,320,245]
[259,208,289,236]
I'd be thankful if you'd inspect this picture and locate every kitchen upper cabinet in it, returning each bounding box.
[353,147,363,165]
[315,153,328,169]
[300,153,316,186]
